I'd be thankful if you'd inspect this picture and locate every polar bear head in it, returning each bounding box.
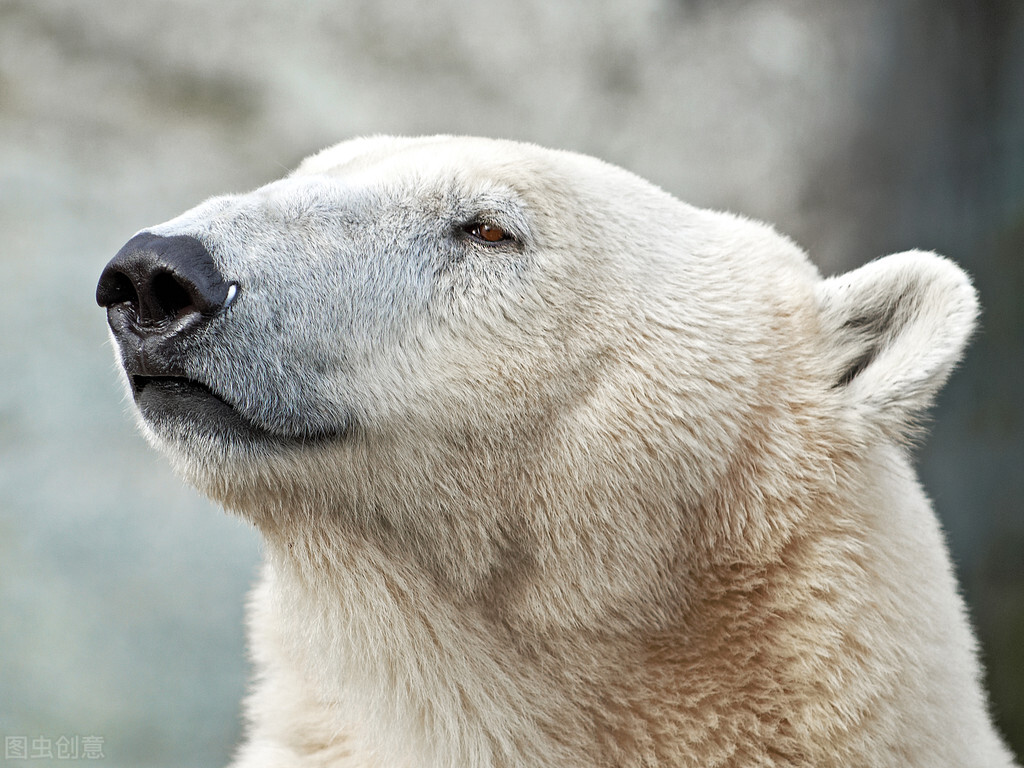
[96,135,977,630]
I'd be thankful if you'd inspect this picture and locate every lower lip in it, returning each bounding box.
[131,377,350,444]
[133,376,242,430]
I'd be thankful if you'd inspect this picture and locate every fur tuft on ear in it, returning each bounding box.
[816,251,979,439]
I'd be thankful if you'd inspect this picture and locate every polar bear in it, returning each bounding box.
[97,136,1018,767]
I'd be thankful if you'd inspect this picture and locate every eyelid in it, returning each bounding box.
[462,220,518,245]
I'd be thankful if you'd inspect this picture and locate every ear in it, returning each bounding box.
[816,251,978,439]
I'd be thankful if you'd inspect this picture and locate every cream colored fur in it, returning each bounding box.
[108,137,1017,766]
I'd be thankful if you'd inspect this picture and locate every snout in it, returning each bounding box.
[96,233,237,383]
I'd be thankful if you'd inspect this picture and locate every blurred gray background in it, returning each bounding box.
[1,0,1021,765]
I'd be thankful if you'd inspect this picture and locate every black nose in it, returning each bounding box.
[96,233,234,324]
[97,233,236,377]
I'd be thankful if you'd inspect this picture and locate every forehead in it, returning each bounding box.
[293,136,568,197]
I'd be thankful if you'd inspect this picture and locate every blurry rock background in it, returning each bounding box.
[1,0,1021,765]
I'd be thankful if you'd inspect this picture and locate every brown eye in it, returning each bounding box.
[468,222,511,243]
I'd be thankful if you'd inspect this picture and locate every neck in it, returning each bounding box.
[247,501,864,767]
[232,398,850,764]
[253,521,591,766]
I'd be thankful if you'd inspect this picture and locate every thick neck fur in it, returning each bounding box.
[227,383,890,767]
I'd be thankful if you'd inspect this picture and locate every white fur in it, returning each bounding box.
[107,136,1017,766]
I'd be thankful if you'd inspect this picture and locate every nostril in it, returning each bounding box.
[98,270,139,308]
[151,270,195,318]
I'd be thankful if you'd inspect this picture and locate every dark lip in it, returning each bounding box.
[131,375,250,437]
[130,374,223,402]
[131,375,352,444]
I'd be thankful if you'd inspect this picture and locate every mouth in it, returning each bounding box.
[130,374,257,438]
[131,375,224,403]
[129,375,352,444]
